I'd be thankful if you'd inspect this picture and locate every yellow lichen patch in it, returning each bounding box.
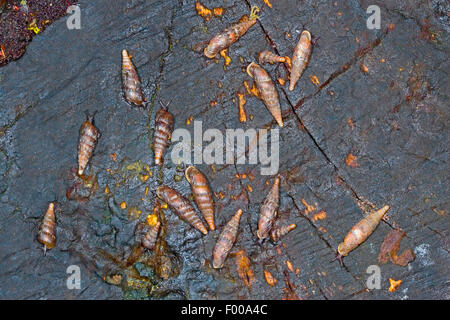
[120,201,127,209]
[263,0,272,8]
[104,185,110,195]
[309,75,320,86]
[388,278,402,292]
[144,186,149,196]
[237,92,247,122]
[345,153,359,168]
[264,270,277,286]
[186,115,193,125]
[301,199,316,214]
[195,2,212,21]
[146,214,158,226]
[138,174,149,182]
[27,19,40,34]
[160,202,168,209]
[313,211,327,221]
[219,49,231,67]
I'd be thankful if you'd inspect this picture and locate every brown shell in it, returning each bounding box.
[156,185,208,235]
[337,205,390,257]
[270,223,296,242]
[212,208,243,268]
[185,166,215,230]
[77,115,99,176]
[247,62,283,127]
[258,50,287,65]
[142,221,161,250]
[257,176,280,240]
[289,30,312,91]
[154,106,174,165]
[122,49,145,106]
[37,202,56,251]
[204,17,257,58]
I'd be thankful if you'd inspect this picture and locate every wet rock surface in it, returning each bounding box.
[0,0,448,299]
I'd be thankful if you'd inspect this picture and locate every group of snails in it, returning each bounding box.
[38,4,391,270]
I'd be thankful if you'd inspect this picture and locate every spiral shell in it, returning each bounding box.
[212,208,243,268]
[154,103,174,165]
[122,49,145,106]
[270,223,296,242]
[258,50,287,65]
[337,205,390,257]
[289,30,312,91]
[77,113,99,176]
[204,6,259,58]
[156,185,208,235]
[247,62,283,127]
[142,221,161,250]
[185,166,215,230]
[37,202,56,254]
[257,176,280,240]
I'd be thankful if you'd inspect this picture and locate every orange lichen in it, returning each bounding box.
[301,199,316,214]
[361,63,369,73]
[186,115,193,125]
[213,7,224,17]
[309,75,320,86]
[110,153,117,162]
[264,270,277,286]
[278,78,286,86]
[388,278,402,292]
[195,2,212,21]
[237,92,247,122]
[379,229,415,266]
[243,80,260,98]
[347,118,355,130]
[104,186,110,195]
[345,153,359,168]
[263,0,272,8]
[313,211,327,221]
[0,44,5,60]
[286,260,294,272]
[234,250,254,289]
[219,49,231,66]
[247,185,253,192]
[120,201,127,209]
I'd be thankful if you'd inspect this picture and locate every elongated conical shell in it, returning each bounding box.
[258,50,286,65]
[338,205,390,256]
[247,62,283,127]
[37,202,56,251]
[204,17,257,58]
[122,49,145,106]
[213,208,243,268]
[156,186,208,235]
[154,107,174,165]
[77,115,99,176]
[289,30,312,91]
[257,176,280,240]
[142,221,161,250]
[185,166,215,230]
[270,223,296,242]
